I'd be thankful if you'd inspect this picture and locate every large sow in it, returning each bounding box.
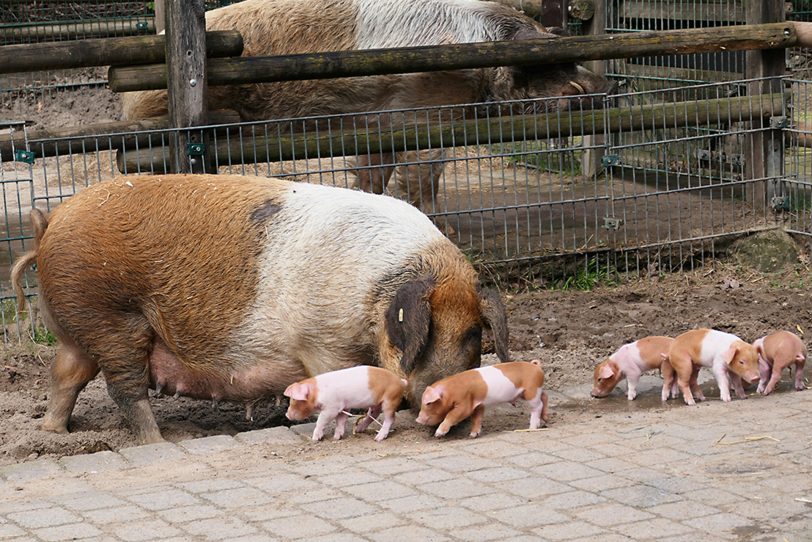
[12,175,509,444]
[122,0,611,210]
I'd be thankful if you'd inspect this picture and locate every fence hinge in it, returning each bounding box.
[14,149,35,164]
[601,154,620,167]
[187,142,206,157]
[769,116,788,129]
[770,196,789,211]
[603,216,623,230]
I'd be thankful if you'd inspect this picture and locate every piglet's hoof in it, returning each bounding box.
[468,431,480,438]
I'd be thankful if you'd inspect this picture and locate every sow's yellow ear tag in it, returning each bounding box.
[398,308,404,323]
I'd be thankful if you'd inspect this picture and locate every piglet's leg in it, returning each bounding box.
[757,359,771,394]
[312,408,339,441]
[355,405,382,434]
[690,366,705,402]
[661,361,676,402]
[527,388,547,429]
[712,365,732,402]
[375,404,398,442]
[794,359,806,391]
[670,356,696,405]
[730,375,747,400]
[435,404,471,438]
[468,405,485,438]
[626,378,639,401]
[333,411,349,440]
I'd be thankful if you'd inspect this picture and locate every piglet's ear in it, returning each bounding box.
[722,345,739,366]
[598,364,615,380]
[284,382,310,401]
[422,385,443,405]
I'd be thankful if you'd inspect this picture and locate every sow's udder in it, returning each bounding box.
[147,339,302,401]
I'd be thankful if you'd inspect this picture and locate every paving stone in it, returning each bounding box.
[338,511,406,534]
[533,461,604,482]
[59,451,128,474]
[465,466,528,483]
[178,478,245,494]
[344,480,418,501]
[287,487,346,504]
[454,522,524,541]
[245,473,318,494]
[155,504,222,523]
[461,492,529,512]
[367,525,451,542]
[534,520,604,541]
[235,426,305,445]
[420,478,494,499]
[460,438,534,458]
[309,534,369,542]
[82,505,151,524]
[362,457,426,476]
[683,512,756,534]
[493,477,571,499]
[648,500,721,520]
[127,488,199,511]
[487,504,570,528]
[181,516,258,540]
[7,507,81,529]
[108,518,182,541]
[178,435,240,455]
[34,523,103,541]
[54,493,129,512]
[574,504,655,526]
[540,490,606,509]
[221,536,281,542]
[239,503,301,522]
[394,468,455,485]
[408,506,488,529]
[317,469,384,488]
[118,443,186,467]
[379,495,445,514]
[551,447,607,463]
[688,488,746,506]
[301,497,378,520]
[569,474,636,492]
[504,451,561,468]
[260,515,335,539]
[612,517,695,539]
[585,457,641,474]
[289,423,317,438]
[201,486,276,508]
[0,460,62,482]
[601,485,683,508]
[0,524,25,539]
[423,454,495,473]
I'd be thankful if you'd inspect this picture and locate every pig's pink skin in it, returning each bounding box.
[610,344,677,400]
[753,334,807,395]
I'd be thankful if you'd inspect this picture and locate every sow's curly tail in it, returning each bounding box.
[10,208,49,317]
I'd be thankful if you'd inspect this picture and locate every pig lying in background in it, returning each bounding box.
[753,330,807,395]
[11,174,509,444]
[284,366,407,441]
[416,360,548,438]
[591,336,675,400]
[662,328,760,405]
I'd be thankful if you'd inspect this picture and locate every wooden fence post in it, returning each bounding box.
[154,0,165,34]
[581,0,605,179]
[165,0,209,174]
[745,0,786,209]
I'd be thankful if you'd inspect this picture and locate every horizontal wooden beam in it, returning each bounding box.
[0,30,243,74]
[108,22,796,92]
[1,110,240,160]
[115,93,786,174]
[0,18,155,42]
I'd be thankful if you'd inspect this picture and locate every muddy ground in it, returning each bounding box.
[2,251,810,466]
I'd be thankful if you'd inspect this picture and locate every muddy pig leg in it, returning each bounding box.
[794,358,806,391]
[690,365,705,402]
[468,405,485,438]
[41,339,100,434]
[355,404,381,434]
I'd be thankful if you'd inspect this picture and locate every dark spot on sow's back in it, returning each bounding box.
[251,200,282,223]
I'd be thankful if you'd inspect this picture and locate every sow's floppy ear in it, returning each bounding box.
[386,277,435,374]
[479,288,509,361]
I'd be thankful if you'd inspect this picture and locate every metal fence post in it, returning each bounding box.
[745,0,786,209]
[165,0,210,174]
[581,0,606,179]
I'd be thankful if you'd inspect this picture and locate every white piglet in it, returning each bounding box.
[284,366,407,442]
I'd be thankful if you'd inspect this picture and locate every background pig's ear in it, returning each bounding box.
[386,277,435,374]
[598,363,615,380]
[479,288,509,361]
[422,385,443,404]
[284,383,310,401]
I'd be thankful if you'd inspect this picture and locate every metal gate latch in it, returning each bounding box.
[187,143,206,156]
[603,216,623,230]
[14,150,35,164]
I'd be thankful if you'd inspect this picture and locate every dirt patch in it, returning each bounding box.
[2,257,811,466]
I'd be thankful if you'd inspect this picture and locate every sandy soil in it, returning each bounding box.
[2,255,810,466]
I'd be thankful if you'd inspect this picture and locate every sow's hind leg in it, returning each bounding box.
[41,338,100,434]
[80,313,163,444]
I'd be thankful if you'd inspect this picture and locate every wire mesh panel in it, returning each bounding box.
[785,78,812,240]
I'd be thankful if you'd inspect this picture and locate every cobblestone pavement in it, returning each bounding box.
[1,379,811,542]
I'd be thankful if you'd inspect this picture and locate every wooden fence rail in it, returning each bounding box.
[0,30,242,74]
[114,93,787,174]
[107,23,797,92]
